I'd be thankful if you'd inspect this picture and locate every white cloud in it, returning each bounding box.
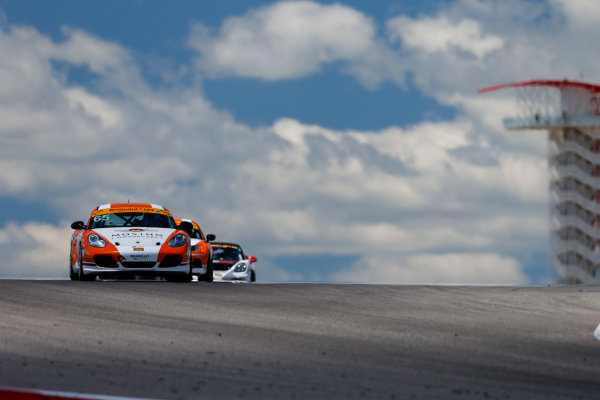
[333,253,528,285]
[389,0,600,100]
[252,258,304,283]
[221,117,549,264]
[185,0,600,95]
[387,15,504,58]
[0,222,72,278]
[550,0,600,29]
[54,27,132,74]
[64,87,123,129]
[187,1,388,82]
[54,27,148,95]
[0,25,56,102]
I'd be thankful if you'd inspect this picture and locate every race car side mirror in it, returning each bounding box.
[206,234,216,242]
[249,256,257,263]
[178,220,193,233]
[71,221,85,230]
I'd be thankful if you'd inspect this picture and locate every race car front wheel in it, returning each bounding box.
[199,258,214,283]
[77,250,95,281]
[69,254,79,281]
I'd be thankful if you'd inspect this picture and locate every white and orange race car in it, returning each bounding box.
[70,203,194,282]
[175,218,215,282]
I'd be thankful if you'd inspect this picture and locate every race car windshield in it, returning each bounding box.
[188,229,204,239]
[90,212,176,229]
[212,246,243,262]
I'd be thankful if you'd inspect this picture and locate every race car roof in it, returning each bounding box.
[175,218,200,230]
[91,203,172,217]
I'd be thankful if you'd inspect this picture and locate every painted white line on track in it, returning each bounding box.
[594,323,600,340]
[0,387,158,400]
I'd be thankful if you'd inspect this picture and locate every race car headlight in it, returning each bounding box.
[168,233,187,247]
[87,234,106,248]
[234,263,247,273]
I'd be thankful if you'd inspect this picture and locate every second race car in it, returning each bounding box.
[175,218,216,282]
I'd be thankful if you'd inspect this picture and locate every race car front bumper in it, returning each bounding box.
[80,244,190,279]
[81,261,190,279]
[213,269,250,283]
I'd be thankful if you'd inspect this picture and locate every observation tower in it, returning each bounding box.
[479,79,600,284]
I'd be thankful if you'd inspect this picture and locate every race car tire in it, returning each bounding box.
[251,269,256,283]
[79,269,96,281]
[200,258,214,283]
[69,255,79,281]
[77,250,96,281]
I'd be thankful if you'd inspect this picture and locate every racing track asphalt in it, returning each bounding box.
[1,280,600,400]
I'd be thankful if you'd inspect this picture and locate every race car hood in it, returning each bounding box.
[93,227,176,247]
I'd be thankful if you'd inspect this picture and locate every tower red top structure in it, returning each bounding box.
[479,79,600,131]
[480,78,600,283]
[478,79,600,94]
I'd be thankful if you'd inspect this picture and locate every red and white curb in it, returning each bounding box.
[0,387,156,400]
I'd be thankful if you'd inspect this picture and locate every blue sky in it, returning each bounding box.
[0,0,592,284]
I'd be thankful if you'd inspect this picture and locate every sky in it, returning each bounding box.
[1,0,597,284]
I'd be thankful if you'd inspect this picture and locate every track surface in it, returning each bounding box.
[1,280,600,399]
